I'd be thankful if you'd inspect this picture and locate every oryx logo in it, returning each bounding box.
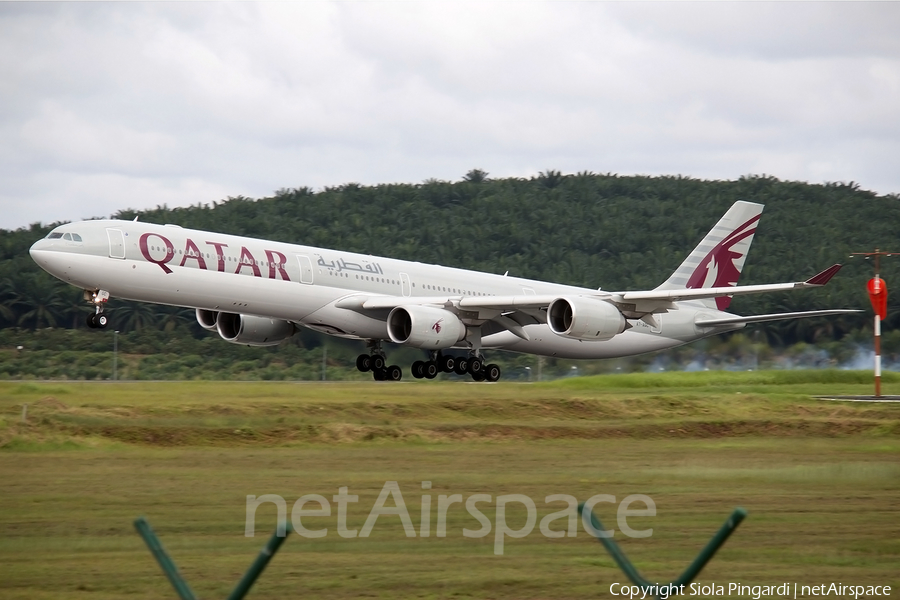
[686,215,760,310]
[432,319,443,334]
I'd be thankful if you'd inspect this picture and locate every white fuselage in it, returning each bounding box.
[29,219,739,359]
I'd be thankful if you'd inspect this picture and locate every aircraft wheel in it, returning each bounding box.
[96,314,109,329]
[467,357,483,375]
[471,370,486,382]
[386,365,402,381]
[454,357,468,375]
[438,354,455,373]
[373,368,386,381]
[371,355,386,371]
[86,313,97,328]
[356,354,372,372]
[484,364,501,382]
[423,361,438,379]
[411,360,425,379]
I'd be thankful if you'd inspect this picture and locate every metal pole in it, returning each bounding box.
[134,518,293,600]
[852,248,896,399]
[578,503,747,594]
[875,314,881,397]
[874,254,881,397]
[133,517,199,600]
[226,525,293,600]
[753,329,759,371]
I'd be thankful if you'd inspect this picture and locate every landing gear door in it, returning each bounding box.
[297,255,314,285]
[400,273,411,297]
[106,228,125,259]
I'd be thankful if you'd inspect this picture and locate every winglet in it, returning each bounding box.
[805,264,842,286]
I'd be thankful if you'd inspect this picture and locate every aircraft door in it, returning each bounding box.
[106,228,125,259]
[400,273,411,297]
[297,255,314,284]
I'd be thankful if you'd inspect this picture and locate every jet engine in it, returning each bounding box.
[214,312,296,347]
[387,305,466,349]
[196,309,218,331]
[547,297,627,341]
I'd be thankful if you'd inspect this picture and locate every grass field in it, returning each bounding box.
[1,372,898,599]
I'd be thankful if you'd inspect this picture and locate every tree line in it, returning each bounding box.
[2,171,898,348]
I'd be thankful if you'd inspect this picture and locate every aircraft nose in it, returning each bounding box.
[29,239,47,259]
[29,239,56,268]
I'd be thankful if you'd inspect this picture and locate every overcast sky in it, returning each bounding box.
[1,2,898,230]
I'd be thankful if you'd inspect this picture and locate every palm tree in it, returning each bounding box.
[463,169,489,183]
[158,305,192,332]
[0,277,17,326]
[14,273,67,329]
[114,300,160,332]
[537,170,564,189]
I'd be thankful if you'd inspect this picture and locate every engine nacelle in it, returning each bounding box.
[196,309,218,331]
[547,297,627,341]
[215,312,296,347]
[387,305,466,349]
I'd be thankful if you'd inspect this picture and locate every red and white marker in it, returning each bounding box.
[867,276,888,397]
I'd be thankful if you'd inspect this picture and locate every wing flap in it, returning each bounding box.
[354,293,579,311]
[696,309,861,327]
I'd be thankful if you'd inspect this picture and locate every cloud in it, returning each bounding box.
[1,2,898,230]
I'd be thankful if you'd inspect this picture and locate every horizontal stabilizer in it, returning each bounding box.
[695,309,861,327]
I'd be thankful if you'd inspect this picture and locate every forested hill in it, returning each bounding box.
[2,171,899,343]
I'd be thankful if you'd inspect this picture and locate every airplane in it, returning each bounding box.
[29,200,856,382]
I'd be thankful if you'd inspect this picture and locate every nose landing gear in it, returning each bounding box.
[85,289,111,329]
[87,312,109,329]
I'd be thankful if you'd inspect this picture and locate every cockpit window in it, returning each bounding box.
[47,232,63,239]
[72,234,82,242]
[63,233,72,241]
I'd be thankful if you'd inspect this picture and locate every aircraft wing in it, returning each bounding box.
[339,264,844,315]
[617,264,843,304]
[336,294,573,311]
[333,293,565,341]
[333,264,848,343]
[695,309,861,327]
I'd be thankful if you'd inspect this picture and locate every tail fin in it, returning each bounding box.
[656,201,764,310]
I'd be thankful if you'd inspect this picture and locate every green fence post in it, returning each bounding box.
[133,517,199,600]
[226,523,294,600]
[578,503,747,596]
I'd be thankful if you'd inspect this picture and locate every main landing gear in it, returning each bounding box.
[85,289,111,329]
[356,340,402,381]
[356,344,502,382]
[411,351,501,382]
